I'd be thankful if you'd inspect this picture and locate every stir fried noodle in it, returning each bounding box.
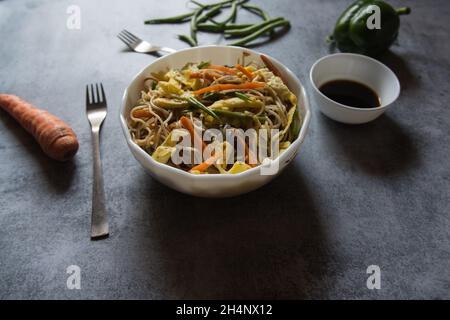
[128,58,301,174]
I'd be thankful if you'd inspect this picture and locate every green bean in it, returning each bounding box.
[146,0,290,47]
[190,0,207,8]
[178,34,197,47]
[242,4,270,21]
[211,0,237,26]
[229,19,290,46]
[197,23,226,33]
[226,23,253,30]
[188,97,221,121]
[191,0,247,9]
[144,12,194,24]
[190,8,204,45]
[197,23,252,33]
[197,4,222,23]
[231,1,238,23]
[242,3,273,36]
[225,17,283,37]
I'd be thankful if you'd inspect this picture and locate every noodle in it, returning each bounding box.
[127,59,302,174]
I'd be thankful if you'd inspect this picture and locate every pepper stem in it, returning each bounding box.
[396,7,411,15]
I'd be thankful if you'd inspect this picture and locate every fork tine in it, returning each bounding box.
[96,83,100,103]
[100,83,107,105]
[122,29,139,42]
[117,33,130,45]
[86,85,90,105]
[90,84,96,104]
[119,31,135,44]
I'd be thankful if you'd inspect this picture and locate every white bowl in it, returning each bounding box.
[120,45,311,198]
[310,53,400,124]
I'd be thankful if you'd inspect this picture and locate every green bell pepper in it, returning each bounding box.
[329,0,410,56]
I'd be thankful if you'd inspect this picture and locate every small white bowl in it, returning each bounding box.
[120,45,311,198]
[309,53,400,124]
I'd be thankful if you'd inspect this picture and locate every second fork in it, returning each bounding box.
[117,29,176,54]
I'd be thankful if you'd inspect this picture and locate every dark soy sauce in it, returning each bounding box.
[319,80,380,108]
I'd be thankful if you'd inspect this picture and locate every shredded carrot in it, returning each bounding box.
[235,64,254,80]
[193,82,265,95]
[180,116,206,151]
[190,153,220,173]
[132,109,152,118]
[189,71,221,81]
[204,65,237,75]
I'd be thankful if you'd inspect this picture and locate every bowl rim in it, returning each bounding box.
[309,52,401,112]
[119,45,311,180]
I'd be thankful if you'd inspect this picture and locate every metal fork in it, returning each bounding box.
[117,29,176,54]
[86,83,109,240]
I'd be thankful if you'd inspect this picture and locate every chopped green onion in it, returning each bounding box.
[234,92,250,101]
[187,97,221,121]
[197,61,211,69]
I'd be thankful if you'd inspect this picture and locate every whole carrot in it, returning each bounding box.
[0,94,79,161]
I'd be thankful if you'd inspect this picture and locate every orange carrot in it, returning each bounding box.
[191,149,227,173]
[189,71,221,81]
[204,65,237,75]
[193,82,266,95]
[0,94,79,161]
[180,116,206,151]
[190,154,219,173]
[132,109,152,118]
[235,64,254,80]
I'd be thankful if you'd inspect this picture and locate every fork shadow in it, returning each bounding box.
[0,109,76,193]
[136,164,331,299]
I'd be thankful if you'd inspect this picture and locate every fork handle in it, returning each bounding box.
[90,128,109,239]
[160,47,177,54]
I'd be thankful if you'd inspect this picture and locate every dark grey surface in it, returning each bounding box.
[1,0,449,299]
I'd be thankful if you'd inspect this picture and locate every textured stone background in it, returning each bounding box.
[0,0,449,299]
